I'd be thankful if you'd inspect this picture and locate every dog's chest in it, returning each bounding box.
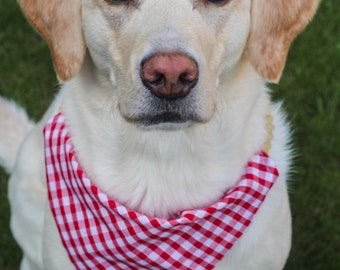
[43,113,278,269]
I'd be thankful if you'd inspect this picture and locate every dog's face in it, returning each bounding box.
[81,0,251,128]
[19,0,319,129]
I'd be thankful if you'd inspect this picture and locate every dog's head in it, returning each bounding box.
[19,0,319,129]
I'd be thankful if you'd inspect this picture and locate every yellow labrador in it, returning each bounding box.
[0,0,319,269]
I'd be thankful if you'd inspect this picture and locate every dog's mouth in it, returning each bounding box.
[137,112,192,127]
[120,90,205,129]
[125,110,201,129]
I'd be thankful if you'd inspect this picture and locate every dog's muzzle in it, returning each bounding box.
[135,52,201,127]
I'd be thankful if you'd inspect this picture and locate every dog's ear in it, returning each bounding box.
[247,0,320,83]
[18,0,85,82]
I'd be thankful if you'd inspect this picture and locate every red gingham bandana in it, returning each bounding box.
[44,113,279,270]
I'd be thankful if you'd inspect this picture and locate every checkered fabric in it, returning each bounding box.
[44,113,279,270]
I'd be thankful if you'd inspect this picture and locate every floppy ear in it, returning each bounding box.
[247,0,320,83]
[18,0,85,82]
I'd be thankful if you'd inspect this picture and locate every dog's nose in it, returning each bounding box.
[141,53,198,99]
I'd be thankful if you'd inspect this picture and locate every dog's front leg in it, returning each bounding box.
[42,206,74,270]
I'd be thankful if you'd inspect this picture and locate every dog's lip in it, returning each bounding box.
[139,112,187,126]
[123,111,202,128]
[119,90,205,128]
[130,112,188,125]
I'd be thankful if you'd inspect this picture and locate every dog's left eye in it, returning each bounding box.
[206,0,230,5]
[105,0,128,5]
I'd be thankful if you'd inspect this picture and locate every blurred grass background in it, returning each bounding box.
[0,0,339,269]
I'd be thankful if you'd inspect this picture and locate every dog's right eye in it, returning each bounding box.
[104,0,128,5]
[206,0,230,5]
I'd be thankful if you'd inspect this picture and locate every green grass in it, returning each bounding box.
[0,1,56,269]
[0,0,339,269]
[271,1,340,268]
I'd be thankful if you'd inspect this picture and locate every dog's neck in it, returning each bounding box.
[60,56,271,218]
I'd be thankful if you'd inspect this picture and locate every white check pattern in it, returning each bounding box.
[44,113,279,270]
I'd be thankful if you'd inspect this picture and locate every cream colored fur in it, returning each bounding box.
[0,98,34,173]
[1,0,319,269]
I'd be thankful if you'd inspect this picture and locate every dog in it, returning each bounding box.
[0,0,319,269]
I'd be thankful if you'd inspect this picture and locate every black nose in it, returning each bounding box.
[140,53,198,99]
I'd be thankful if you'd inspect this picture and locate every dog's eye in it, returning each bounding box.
[206,0,230,5]
[105,0,128,5]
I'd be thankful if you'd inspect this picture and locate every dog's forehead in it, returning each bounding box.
[81,0,251,71]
